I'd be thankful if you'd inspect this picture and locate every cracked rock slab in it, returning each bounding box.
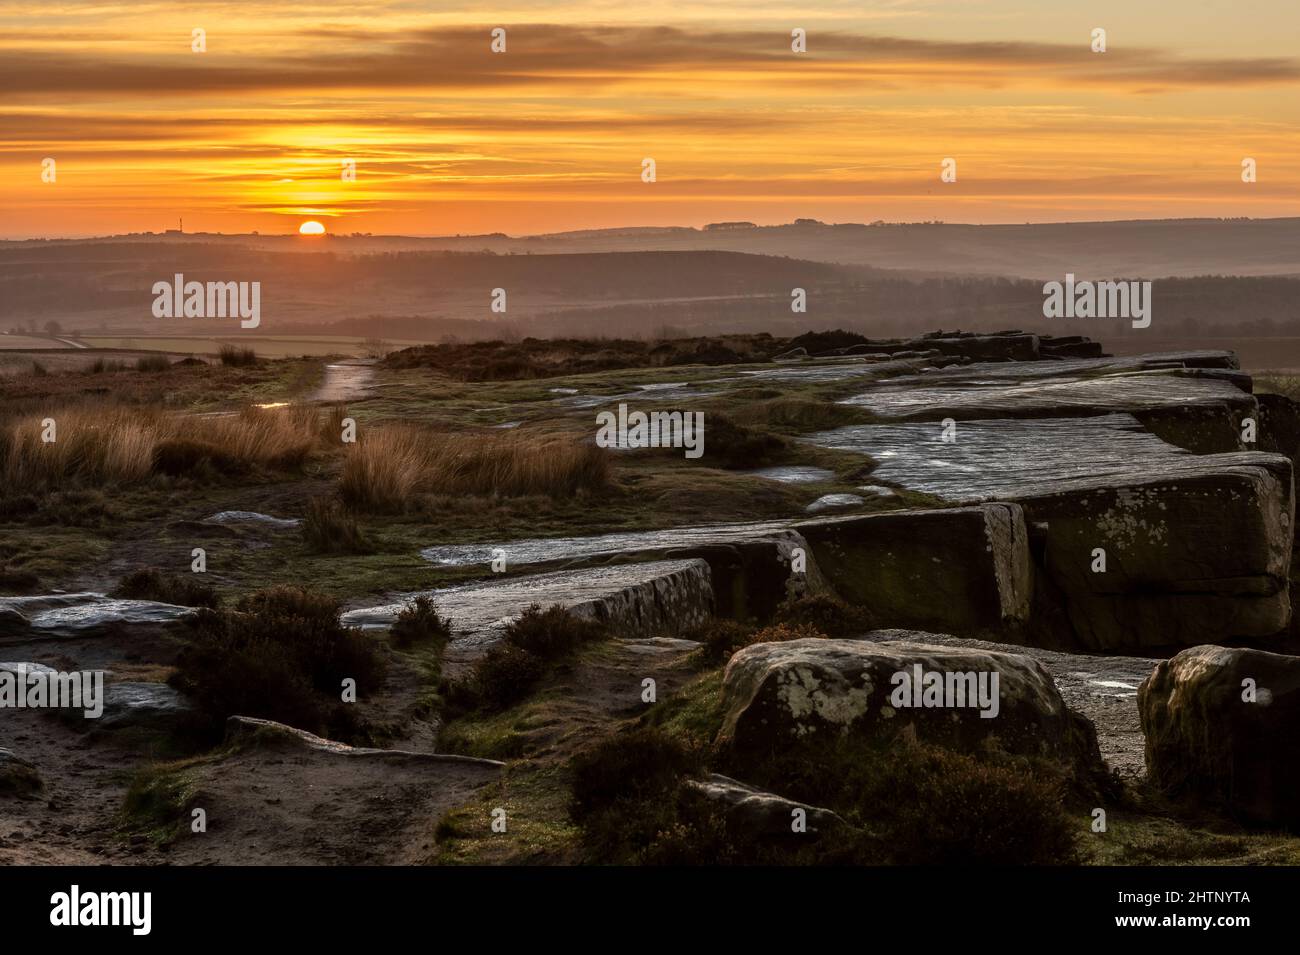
[795,504,1032,633]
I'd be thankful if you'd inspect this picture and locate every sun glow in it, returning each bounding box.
[298,220,326,235]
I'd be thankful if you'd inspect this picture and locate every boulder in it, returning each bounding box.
[795,504,1032,633]
[98,682,191,729]
[718,638,1101,774]
[1138,646,1300,827]
[1017,453,1294,650]
[682,774,847,836]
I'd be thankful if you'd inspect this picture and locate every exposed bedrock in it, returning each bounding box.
[718,638,1103,779]
[660,531,830,621]
[342,559,715,655]
[1138,646,1300,828]
[419,523,826,623]
[1018,454,1294,651]
[794,504,1032,634]
[840,369,1257,455]
[682,774,848,837]
[0,593,194,641]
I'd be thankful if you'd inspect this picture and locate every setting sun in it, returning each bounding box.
[298,221,326,235]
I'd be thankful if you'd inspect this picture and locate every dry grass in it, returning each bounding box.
[0,404,327,488]
[340,423,611,512]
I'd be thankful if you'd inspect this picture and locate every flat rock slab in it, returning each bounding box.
[1139,646,1300,827]
[795,504,1032,633]
[420,521,790,568]
[803,413,1191,502]
[839,371,1254,424]
[203,511,301,528]
[0,593,194,640]
[342,559,714,653]
[740,465,835,484]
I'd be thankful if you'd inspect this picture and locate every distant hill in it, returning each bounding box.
[3,219,1299,341]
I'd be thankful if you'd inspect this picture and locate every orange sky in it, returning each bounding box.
[2,1,1299,237]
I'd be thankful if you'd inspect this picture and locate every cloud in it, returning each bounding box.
[3,25,1299,100]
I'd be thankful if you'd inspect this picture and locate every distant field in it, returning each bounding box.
[79,335,431,357]
[0,334,74,349]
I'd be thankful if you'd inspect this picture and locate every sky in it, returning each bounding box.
[2,0,1299,237]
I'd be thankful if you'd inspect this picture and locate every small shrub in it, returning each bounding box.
[114,567,220,608]
[30,361,47,377]
[570,727,704,820]
[389,595,453,650]
[135,354,172,373]
[773,594,875,637]
[170,585,384,741]
[690,620,757,663]
[445,604,606,713]
[734,737,1080,866]
[89,358,126,374]
[218,344,258,367]
[690,619,826,663]
[301,497,372,554]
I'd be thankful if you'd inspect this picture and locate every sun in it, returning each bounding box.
[298,220,325,235]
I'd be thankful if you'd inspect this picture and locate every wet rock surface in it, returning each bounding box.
[343,559,715,655]
[1139,646,1300,826]
[0,593,194,640]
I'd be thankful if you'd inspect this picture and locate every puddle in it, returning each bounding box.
[311,359,377,403]
[739,465,835,484]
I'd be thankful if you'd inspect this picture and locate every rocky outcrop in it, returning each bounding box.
[839,369,1257,446]
[662,531,827,621]
[718,638,1102,775]
[1138,646,1300,827]
[682,774,847,836]
[795,504,1032,633]
[342,559,714,653]
[225,716,505,766]
[1017,453,1294,650]
[419,522,828,624]
[0,593,194,640]
[99,683,190,729]
[203,510,301,528]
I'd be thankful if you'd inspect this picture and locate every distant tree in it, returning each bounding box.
[43,320,63,336]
